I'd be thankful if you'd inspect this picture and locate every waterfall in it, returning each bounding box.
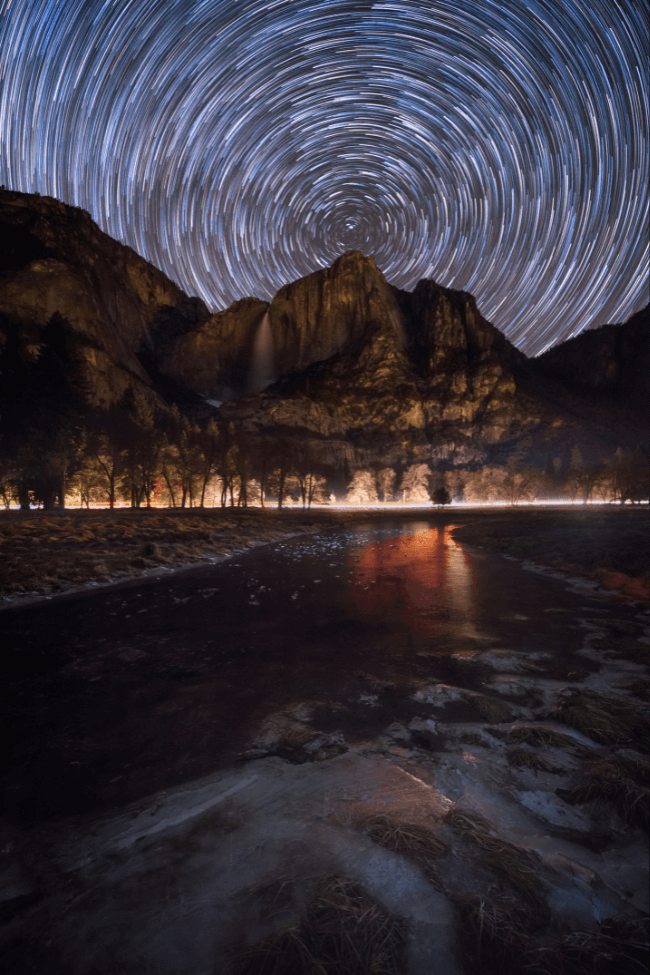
[247,312,276,394]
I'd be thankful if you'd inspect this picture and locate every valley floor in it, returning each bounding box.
[0,505,647,608]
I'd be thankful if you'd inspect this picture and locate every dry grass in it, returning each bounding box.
[535,918,650,975]
[548,688,649,749]
[507,747,556,773]
[453,894,537,975]
[465,694,515,724]
[229,875,406,975]
[444,807,547,914]
[359,814,448,887]
[588,620,649,663]
[604,636,648,664]
[558,754,650,828]
[508,725,581,750]
[476,847,546,914]
[244,877,298,924]
[443,807,493,837]
[0,510,335,598]
[451,510,649,600]
[454,895,649,975]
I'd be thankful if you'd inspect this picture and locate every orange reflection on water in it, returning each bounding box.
[349,525,476,638]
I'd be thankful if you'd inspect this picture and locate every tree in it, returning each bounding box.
[266,437,294,508]
[432,486,452,506]
[398,464,431,503]
[501,463,539,505]
[231,425,253,507]
[568,464,605,503]
[294,441,322,508]
[346,470,378,504]
[120,388,163,508]
[605,454,649,504]
[213,423,237,507]
[162,407,204,507]
[16,419,86,509]
[0,439,19,508]
[250,436,275,509]
[85,408,126,508]
[375,467,396,502]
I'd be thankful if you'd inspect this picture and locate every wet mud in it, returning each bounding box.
[1,519,648,973]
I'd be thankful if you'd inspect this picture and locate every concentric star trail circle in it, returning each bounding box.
[0,0,647,354]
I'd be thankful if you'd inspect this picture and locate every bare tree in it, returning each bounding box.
[501,463,539,505]
[568,465,605,503]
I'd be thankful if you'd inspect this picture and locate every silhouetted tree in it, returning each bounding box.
[120,388,163,507]
[164,406,204,507]
[568,464,605,503]
[266,437,294,508]
[294,441,320,508]
[432,486,452,506]
[85,408,127,508]
[194,417,221,507]
[231,425,253,507]
[251,435,276,509]
[501,463,540,505]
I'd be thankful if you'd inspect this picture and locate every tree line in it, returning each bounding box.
[0,386,646,510]
[0,387,335,510]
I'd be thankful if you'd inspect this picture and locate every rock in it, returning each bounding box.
[536,304,649,410]
[158,296,268,400]
[0,189,207,411]
[1,189,646,480]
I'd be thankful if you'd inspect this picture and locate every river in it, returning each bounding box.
[1,518,648,974]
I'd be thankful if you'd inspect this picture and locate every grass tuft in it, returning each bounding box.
[508,725,580,750]
[558,754,649,828]
[548,688,648,748]
[229,875,406,975]
[617,677,650,700]
[455,895,649,975]
[443,806,493,836]
[359,815,448,887]
[466,694,515,724]
[444,807,547,913]
[507,747,556,773]
[533,916,650,975]
[459,732,488,746]
[453,894,537,975]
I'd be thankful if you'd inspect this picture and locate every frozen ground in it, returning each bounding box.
[1,520,648,973]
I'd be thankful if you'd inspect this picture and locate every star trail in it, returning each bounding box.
[0,0,647,354]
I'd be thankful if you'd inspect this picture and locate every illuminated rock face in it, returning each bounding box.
[0,189,646,472]
[268,250,405,375]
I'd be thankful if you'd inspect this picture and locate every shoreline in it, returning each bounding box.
[1,505,647,611]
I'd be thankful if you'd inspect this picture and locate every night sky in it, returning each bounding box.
[1,0,647,355]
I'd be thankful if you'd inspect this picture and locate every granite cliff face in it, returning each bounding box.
[215,253,647,472]
[158,251,407,400]
[0,189,646,477]
[0,189,207,410]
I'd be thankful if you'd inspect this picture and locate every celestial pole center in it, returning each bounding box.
[0,0,647,354]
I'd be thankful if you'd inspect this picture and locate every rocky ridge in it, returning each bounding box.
[536,305,649,411]
[0,189,208,410]
[0,188,647,475]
